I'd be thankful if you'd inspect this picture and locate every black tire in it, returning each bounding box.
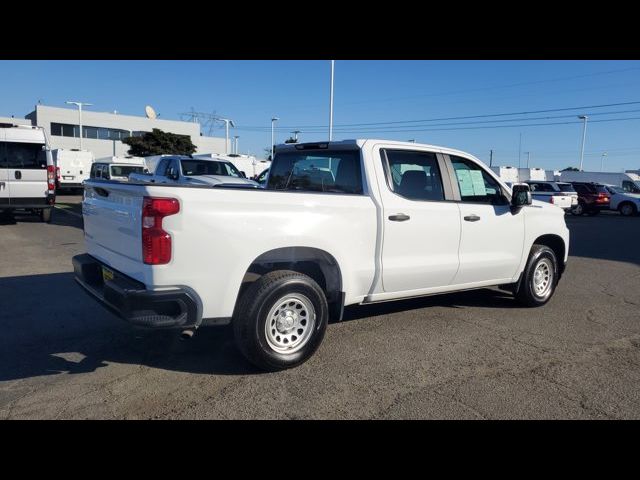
[233,270,328,371]
[618,202,637,217]
[40,208,52,223]
[571,202,584,215]
[515,245,559,307]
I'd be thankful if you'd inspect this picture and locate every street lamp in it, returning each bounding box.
[578,115,588,171]
[524,151,531,168]
[271,117,279,158]
[600,152,607,171]
[233,135,239,155]
[216,117,235,155]
[329,60,335,141]
[65,100,93,150]
[291,130,301,142]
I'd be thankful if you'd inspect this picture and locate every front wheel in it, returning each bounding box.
[571,203,584,215]
[233,270,328,371]
[515,245,559,307]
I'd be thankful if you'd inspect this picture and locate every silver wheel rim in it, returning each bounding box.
[574,204,583,215]
[533,258,553,298]
[264,294,316,354]
[621,204,633,216]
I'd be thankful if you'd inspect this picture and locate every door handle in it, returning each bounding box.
[464,214,481,222]
[389,213,410,222]
[14,171,22,180]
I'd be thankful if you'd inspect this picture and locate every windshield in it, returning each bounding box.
[180,159,241,177]
[110,165,144,177]
[557,183,575,192]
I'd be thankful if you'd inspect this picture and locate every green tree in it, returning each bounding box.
[561,166,580,171]
[122,128,196,156]
[284,136,298,144]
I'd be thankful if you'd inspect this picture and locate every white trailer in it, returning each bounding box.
[553,171,640,194]
[52,149,94,191]
[518,167,546,181]
[490,166,519,185]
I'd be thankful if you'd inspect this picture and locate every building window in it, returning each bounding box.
[50,122,132,141]
[50,123,62,136]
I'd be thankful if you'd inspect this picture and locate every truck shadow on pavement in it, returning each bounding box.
[0,272,527,381]
[0,205,83,229]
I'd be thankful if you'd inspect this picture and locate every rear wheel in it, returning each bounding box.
[571,202,584,215]
[40,208,52,223]
[619,202,637,217]
[233,270,328,371]
[516,245,559,307]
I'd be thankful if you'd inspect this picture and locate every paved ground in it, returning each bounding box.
[1,196,639,419]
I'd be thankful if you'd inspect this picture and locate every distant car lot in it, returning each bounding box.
[1,195,639,419]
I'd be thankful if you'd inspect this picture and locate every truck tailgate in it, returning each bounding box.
[83,182,144,263]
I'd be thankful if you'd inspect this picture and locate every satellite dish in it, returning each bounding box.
[145,105,157,119]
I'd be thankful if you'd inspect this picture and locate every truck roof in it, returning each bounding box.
[274,139,482,160]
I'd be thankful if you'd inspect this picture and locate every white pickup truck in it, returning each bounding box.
[129,155,259,187]
[525,180,577,211]
[73,140,570,371]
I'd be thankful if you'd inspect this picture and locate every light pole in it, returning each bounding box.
[216,117,235,155]
[291,130,301,142]
[271,117,279,159]
[65,101,92,150]
[524,151,531,168]
[578,115,588,171]
[600,152,607,171]
[329,60,335,141]
[233,136,239,154]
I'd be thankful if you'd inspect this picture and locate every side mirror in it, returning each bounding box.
[511,184,532,207]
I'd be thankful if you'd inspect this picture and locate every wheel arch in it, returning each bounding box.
[532,234,566,275]
[237,247,344,321]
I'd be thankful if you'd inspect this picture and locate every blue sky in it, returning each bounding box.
[1,60,640,171]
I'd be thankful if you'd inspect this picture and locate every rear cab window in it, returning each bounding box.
[267,149,363,194]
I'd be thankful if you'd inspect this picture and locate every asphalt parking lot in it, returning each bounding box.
[1,196,639,419]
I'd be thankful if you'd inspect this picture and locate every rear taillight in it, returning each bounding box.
[596,193,610,203]
[142,196,180,265]
[549,196,555,204]
[47,165,56,192]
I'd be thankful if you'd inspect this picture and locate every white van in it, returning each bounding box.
[52,149,94,192]
[554,170,640,194]
[90,156,147,182]
[0,123,55,222]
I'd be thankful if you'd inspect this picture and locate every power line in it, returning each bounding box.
[233,100,640,131]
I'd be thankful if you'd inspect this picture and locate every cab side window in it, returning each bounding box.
[450,155,507,205]
[382,149,445,201]
[156,159,170,177]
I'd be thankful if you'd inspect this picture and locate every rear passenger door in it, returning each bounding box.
[378,148,462,292]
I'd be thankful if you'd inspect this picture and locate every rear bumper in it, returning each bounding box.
[0,195,55,210]
[72,253,201,329]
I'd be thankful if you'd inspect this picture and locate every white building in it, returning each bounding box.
[20,104,228,159]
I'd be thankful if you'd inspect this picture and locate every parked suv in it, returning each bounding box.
[569,182,611,216]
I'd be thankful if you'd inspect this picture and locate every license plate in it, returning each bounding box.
[63,176,74,180]
[101,266,114,282]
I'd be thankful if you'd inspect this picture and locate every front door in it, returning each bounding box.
[379,148,461,292]
[448,154,525,285]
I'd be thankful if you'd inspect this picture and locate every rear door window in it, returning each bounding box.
[382,149,445,201]
[5,142,47,169]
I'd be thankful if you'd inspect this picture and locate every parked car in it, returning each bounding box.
[0,123,55,222]
[129,155,259,187]
[74,139,569,371]
[90,160,147,182]
[525,180,577,211]
[569,182,611,215]
[603,185,640,216]
[255,167,269,186]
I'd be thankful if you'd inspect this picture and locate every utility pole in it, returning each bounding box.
[518,133,522,168]
[489,149,493,167]
[578,115,588,171]
[233,135,239,154]
[271,117,279,159]
[65,101,93,150]
[525,151,531,168]
[329,60,335,141]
